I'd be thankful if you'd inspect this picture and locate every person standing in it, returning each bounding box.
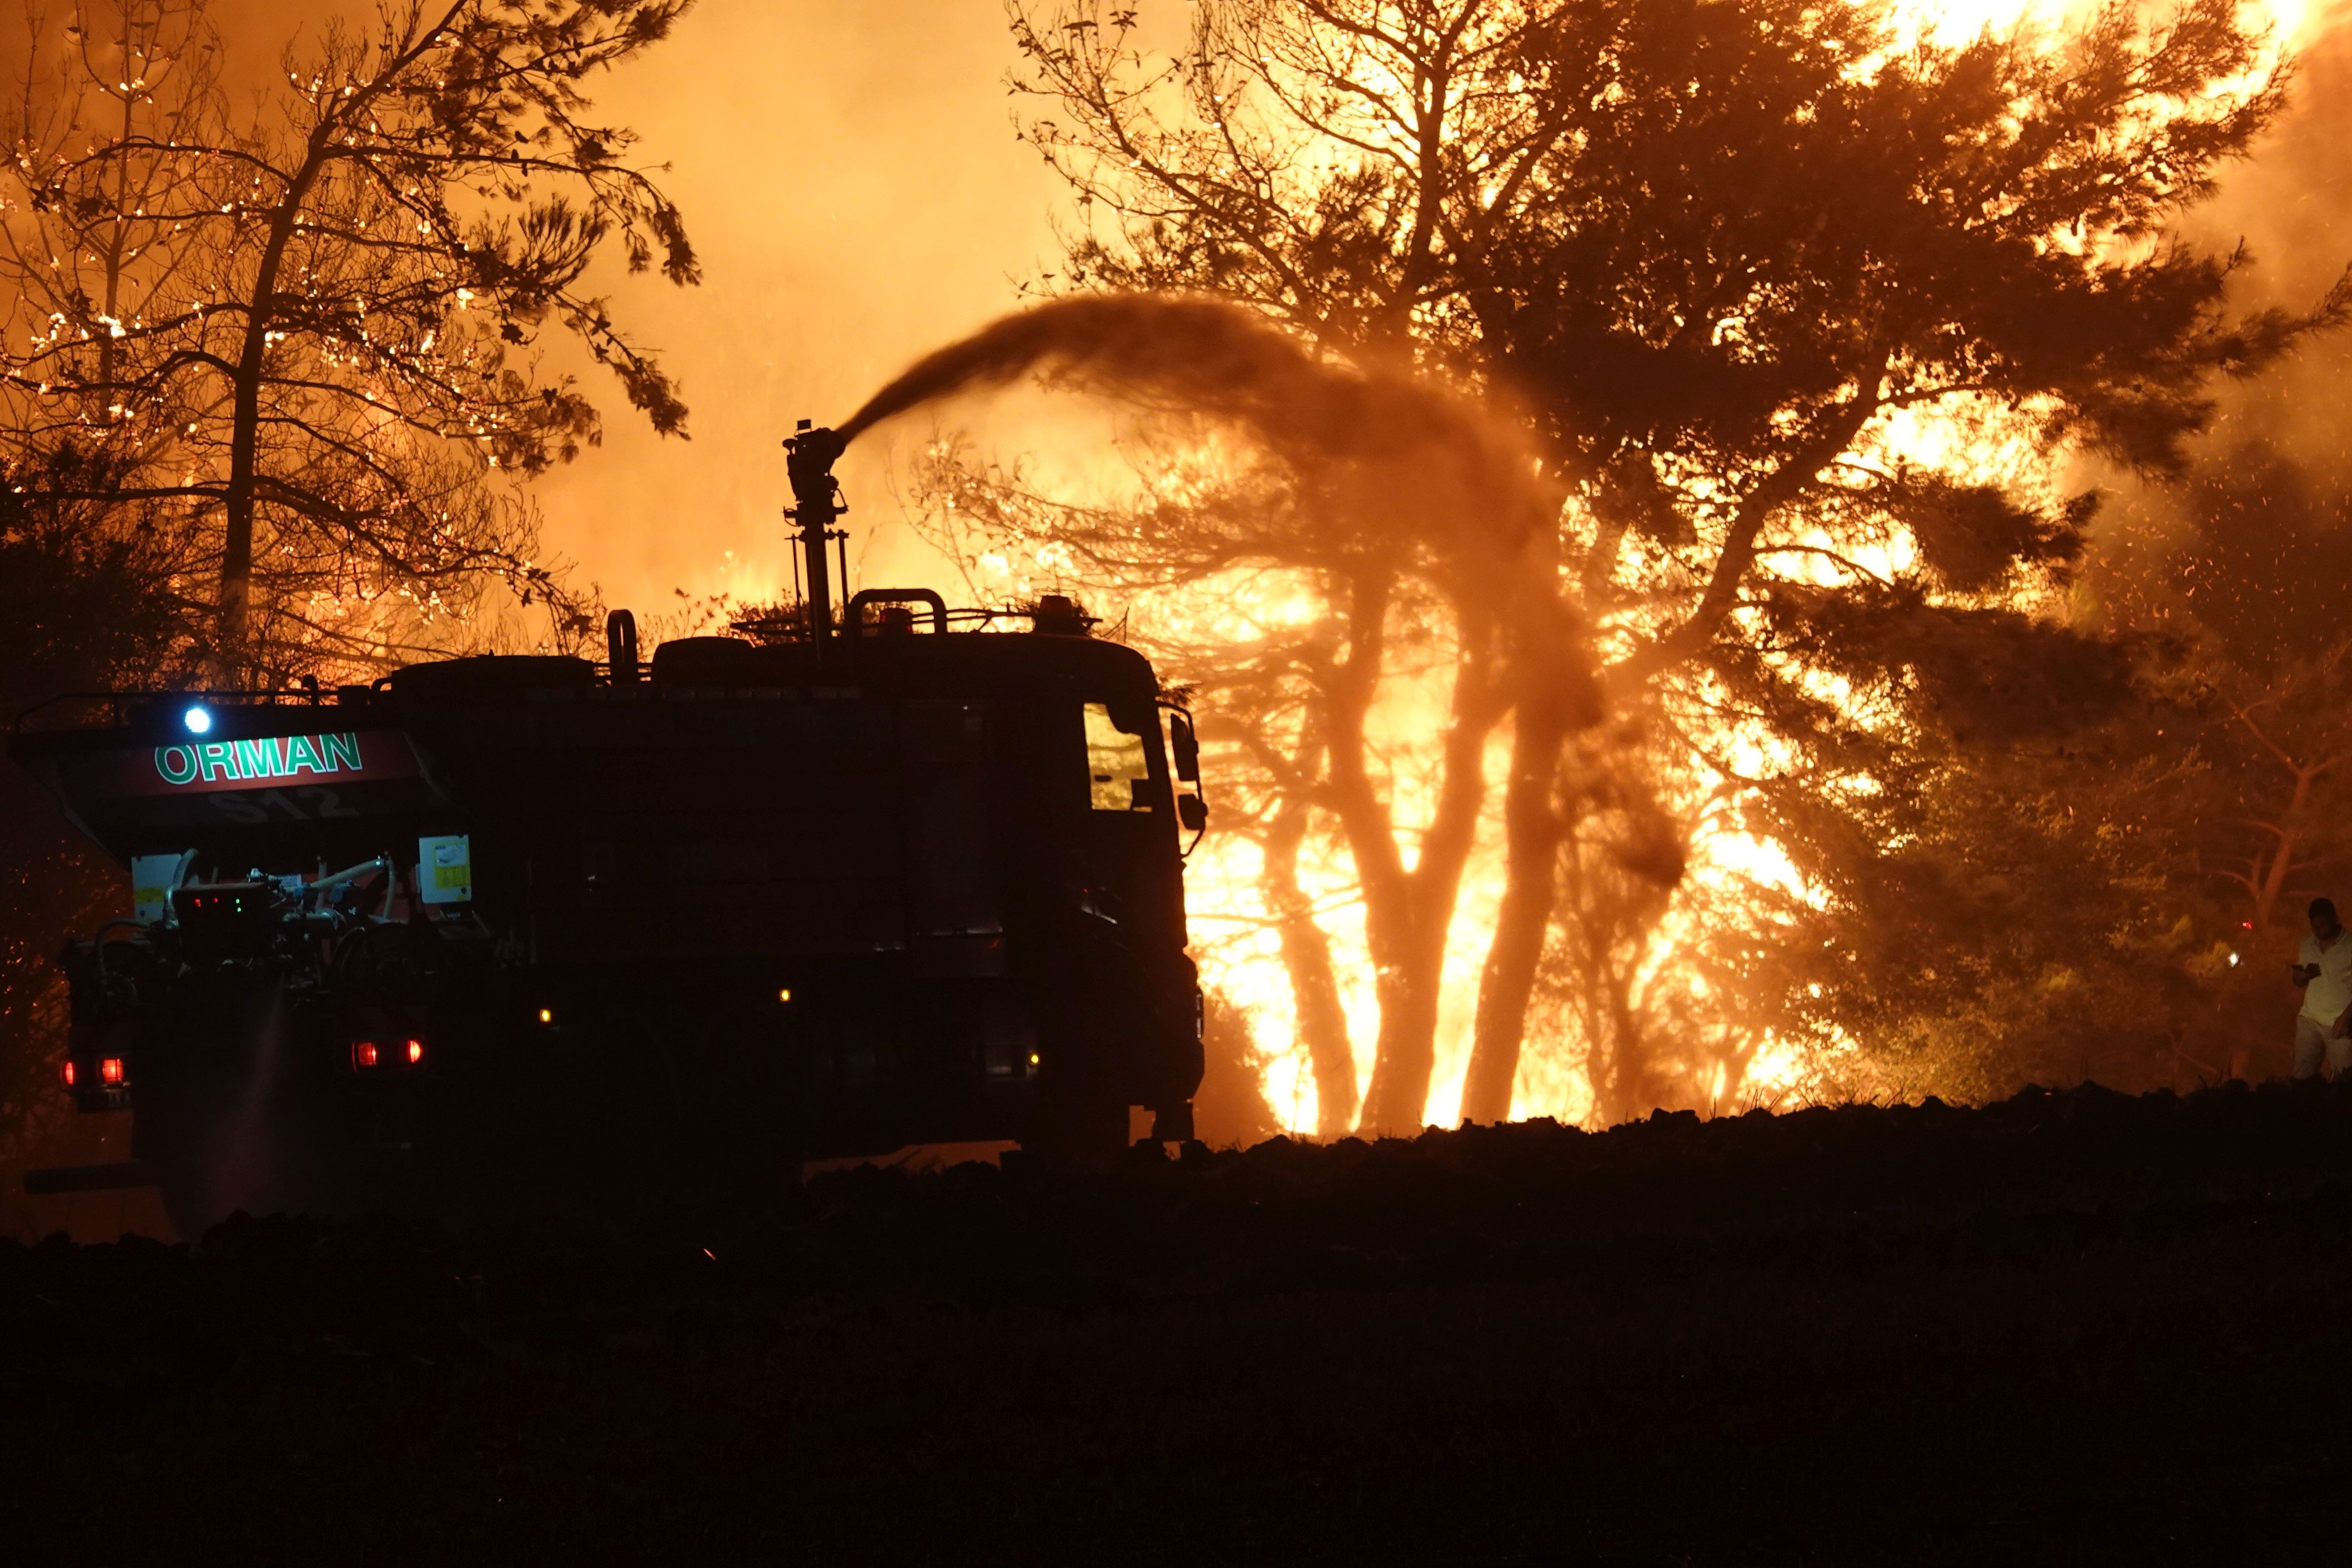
[2290,897,2352,1079]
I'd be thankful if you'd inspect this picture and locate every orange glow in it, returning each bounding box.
[99,1057,124,1084]
[663,0,2314,1137]
[1886,1,2308,49]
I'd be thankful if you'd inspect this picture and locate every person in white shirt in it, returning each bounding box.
[2290,897,2352,1080]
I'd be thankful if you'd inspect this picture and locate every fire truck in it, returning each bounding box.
[11,425,1207,1230]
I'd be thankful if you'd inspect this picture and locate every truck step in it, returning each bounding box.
[23,1162,154,1195]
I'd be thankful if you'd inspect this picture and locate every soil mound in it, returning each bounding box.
[9,1081,2352,1564]
[10,1078,2351,1395]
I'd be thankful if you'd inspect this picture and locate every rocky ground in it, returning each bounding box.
[7,1079,2352,1563]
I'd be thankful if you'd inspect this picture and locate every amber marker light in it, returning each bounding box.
[537,1007,555,1025]
[777,988,792,1004]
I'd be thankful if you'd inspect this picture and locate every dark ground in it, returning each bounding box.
[7,1080,2352,1565]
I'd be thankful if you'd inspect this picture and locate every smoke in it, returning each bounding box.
[2090,8,2352,620]
[2192,11,2352,461]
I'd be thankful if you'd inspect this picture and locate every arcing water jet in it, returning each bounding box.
[835,292,1606,722]
[826,293,1649,1135]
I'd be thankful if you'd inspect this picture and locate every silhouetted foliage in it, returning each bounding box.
[1,0,697,675]
[987,0,2340,1125]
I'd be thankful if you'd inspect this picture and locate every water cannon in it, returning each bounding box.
[784,420,851,645]
[785,421,847,507]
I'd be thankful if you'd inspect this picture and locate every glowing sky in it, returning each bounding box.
[526,0,2339,628]
[519,1,1066,625]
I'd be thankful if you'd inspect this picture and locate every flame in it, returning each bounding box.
[1888,0,2310,49]
[1165,386,2072,1138]
[743,0,2317,1139]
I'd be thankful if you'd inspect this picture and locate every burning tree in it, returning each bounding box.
[901,304,1614,1139]
[2063,406,2352,1081]
[0,0,698,677]
[917,431,1502,1137]
[982,0,2343,1129]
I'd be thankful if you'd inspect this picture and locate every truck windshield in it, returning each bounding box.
[1082,702,1153,812]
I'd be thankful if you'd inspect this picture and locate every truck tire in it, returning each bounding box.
[1023,1086,1127,1165]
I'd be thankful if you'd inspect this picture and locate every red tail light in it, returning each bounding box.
[352,1041,380,1069]
[99,1057,125,1085]
[405,1039,424,1065]
[61,1060,77,1088]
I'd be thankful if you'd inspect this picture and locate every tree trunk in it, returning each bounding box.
[98,16,134,401]
[1259,796,1359,1137]
[1309,570,1484,1135]
[217,130,334,674]
[1458,508,1589,1126]
[2250,761,2321,929]
[1358,962,1447,1134]
[218,326,267,667]
[1351,639,1504,1135]
[1459,704,1569,1123]
[1587,923,1659,1128]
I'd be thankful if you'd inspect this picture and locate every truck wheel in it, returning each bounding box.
[1023,1089,1127,1165]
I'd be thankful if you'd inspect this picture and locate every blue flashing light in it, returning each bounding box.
[182,704,212,736]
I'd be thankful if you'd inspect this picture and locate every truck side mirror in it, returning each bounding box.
[1177,794,1208,833]
[1170,712,1200,783]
